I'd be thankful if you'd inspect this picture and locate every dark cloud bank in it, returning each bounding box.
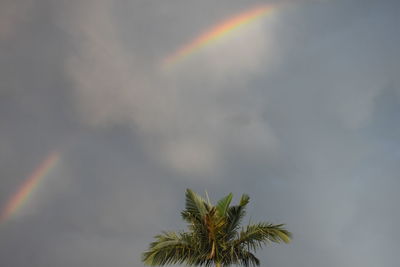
[1,0,399,266]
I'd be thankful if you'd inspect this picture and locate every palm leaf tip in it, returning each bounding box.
[216,193,233,216]
[268,223,292,243]
[239,194,250,206]
[185,189,207,217]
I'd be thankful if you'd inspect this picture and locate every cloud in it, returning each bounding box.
[62,0,281,176]
[0,0,33,40]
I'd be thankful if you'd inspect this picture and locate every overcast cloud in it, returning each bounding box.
[1,0,399,266]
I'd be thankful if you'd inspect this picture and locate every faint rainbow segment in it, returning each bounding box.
[161,4,278,69]
[0,151,60,223]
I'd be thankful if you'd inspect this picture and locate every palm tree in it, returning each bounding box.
[142,189,291,266]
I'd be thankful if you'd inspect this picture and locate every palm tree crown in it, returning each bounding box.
[142,189,291,266]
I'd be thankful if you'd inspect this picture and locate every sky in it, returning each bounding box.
[0,0,399,266]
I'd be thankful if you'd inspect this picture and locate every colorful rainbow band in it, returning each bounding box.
[161,4,277,69]
[0,151,60,223]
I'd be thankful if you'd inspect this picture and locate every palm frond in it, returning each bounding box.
[239,194,250,206]
[220,244,260,267]
[142,231,197,266]
[225,194,250,240]
[238,250,260,267]
[235,223,292,251]
[216,193,233,217]
[184,189,208,219]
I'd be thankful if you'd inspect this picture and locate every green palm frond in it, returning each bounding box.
[184,189,208,220]
[235,223,292,251]
[239,251,260,267]
[239,194,250,206]
[225,194,250,241]
[142,232,195,266]
[216,243,260,267]
[216,193,233,217]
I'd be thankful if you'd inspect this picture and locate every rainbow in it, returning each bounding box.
[161,4,278,69]
[0,151,60,223]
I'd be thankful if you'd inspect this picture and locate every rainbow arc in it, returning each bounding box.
[161,4,279,69]
[0,151,60,223]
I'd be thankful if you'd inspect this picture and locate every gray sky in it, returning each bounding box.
[1,0,399,266]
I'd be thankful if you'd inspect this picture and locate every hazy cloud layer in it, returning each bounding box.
[1,0,399,266]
